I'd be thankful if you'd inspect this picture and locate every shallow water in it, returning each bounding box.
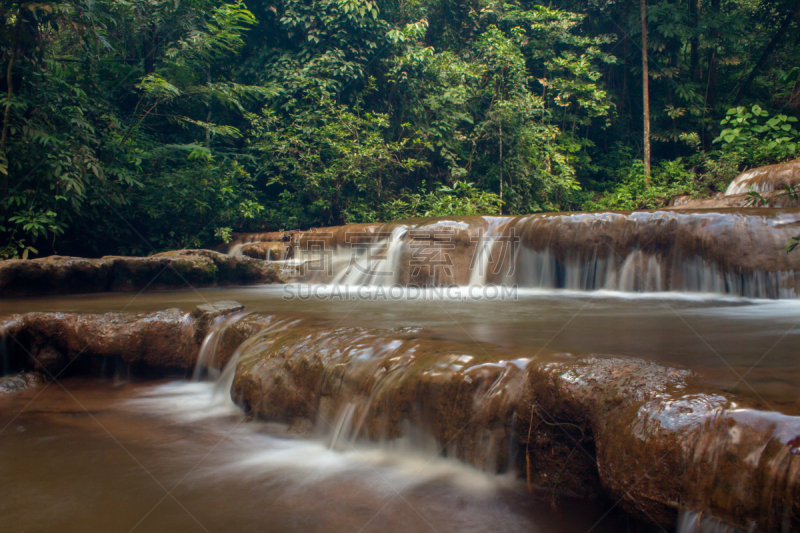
[2,285,798,410]
[0,379,643,533]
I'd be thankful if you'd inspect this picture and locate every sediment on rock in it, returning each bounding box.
[0,249,284,298]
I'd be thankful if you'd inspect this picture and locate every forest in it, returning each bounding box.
[1,0,799,257]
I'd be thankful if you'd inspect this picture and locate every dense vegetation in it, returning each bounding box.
[1,0,799,257]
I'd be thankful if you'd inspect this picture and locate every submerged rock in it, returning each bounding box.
[0,250,284,297]
[0,371,45,394]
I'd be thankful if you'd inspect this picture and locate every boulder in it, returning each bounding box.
[669,191,800,208]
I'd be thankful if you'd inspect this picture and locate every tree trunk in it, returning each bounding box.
[789,75,800,110]
[1,49,16,156]
[143,24,157,74]
[205,68,212,149]
[641,0,651,182]
[689,0,700,81]
[498,120,503,215]
[706,0,719,108]
[0,47,15,198]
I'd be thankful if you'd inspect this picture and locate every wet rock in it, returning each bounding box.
[285,211,800,297]
[0,250,284,298]
[668,190,800,208]
[0,371,45,394]
[192,300,246,340]
[1,301,247,375]
[0,256,114,296]
[225,231,297,256]
[2,307,797,532]
[726,158,800,195]
[240,241,288,260]
[229,323,800,532]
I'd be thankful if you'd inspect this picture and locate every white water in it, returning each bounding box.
[124,378,514,497]
[280,212,800,298]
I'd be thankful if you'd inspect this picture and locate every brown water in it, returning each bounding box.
[2,286,798,410]
[0,379,643,533]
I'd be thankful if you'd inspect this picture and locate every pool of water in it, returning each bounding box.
[2,285,798,410]
[0,378,644,533]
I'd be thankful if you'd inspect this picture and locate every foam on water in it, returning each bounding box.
[122,379,513,496]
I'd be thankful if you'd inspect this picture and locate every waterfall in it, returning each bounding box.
[191,310,249,381]
[280,210,800,298]
[225,209,800,298]
[329,226,408,285]
[725,160,800,196]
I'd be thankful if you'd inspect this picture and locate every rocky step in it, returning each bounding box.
[0,249,284,297]
[2,303,797,532]
[0,301,253,375]
[230,321,799,532]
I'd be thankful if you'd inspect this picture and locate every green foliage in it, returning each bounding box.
[714,105,800,165]
[584,157,695,211]
[382,181,503,219]
[252,87,423,228]
[2,0,800,258]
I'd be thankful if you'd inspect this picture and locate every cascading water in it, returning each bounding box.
[329,226,408,285]
[227,322,532,474]
[277,210,800,298]
[191,310,249,381]
[725,159,800,196]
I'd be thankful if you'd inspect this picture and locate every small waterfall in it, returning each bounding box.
[467,217,514,286]
[230,322,531,474]
[725,160,800,196]
[283,210,800,298]
[192,310,249,381]
[329,226,408,285]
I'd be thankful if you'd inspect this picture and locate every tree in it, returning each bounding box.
[641,0,651,182]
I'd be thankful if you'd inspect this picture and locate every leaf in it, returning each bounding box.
[723,135,735,143]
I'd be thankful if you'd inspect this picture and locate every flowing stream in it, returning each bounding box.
[3,210,800,532]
